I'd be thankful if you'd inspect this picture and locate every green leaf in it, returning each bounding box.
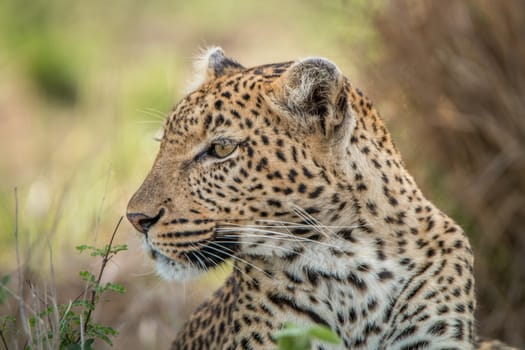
[87,323,118,345]
[274,323,312,350]
[104,282,126,294]
[90,249,104,257]
[75,244,89,253]
[274,323,341,350]
[307,325,341,344]
[110,244,128,253]
[276,337,311,350]
[274,326,307,339]
[75,244,98,254]
[71,299,94,310]
[79,270,96,283]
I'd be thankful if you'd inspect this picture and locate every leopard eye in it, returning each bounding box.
[210,142,237,158]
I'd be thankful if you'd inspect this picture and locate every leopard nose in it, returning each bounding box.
[127,208,165,234]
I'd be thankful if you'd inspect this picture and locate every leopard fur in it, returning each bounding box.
[127,48,518,350]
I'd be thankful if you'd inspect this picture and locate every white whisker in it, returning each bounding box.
[138,107,167,120]
[252,219,363,231]
[213,240,322,268]
[217,227,339,249]
[291,204,331,238]
[199,242,269,277]
[213,240,293,253]
[133,120,165,125]
[192,250,208,272]
[217,231,302,242]
[209,240,333,301]
[194,243,261,283]
[130,268,157,277]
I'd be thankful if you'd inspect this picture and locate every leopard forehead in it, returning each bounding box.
[163,62,292,148]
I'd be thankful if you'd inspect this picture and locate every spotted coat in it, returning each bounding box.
[127,48,517,350]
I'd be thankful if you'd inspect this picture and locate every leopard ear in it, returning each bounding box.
[187,47,244,92]
[270,57,351,139]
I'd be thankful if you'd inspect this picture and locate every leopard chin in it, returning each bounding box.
[154,249,204,281]
[155,254,203,281]
[142,241,204,281]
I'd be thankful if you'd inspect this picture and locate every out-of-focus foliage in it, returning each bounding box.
[0,0,522,348]
[370,1,525,346]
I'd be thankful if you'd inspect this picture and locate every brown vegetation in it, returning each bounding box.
[371,1,525,347]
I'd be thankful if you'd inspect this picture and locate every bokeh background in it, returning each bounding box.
[0,0,523,348]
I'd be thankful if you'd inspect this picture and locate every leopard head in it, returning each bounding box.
[127,48,371,281]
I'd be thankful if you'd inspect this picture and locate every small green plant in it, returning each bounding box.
[0,215,127,350]
[72,240,128,347]
[274,322,341,350]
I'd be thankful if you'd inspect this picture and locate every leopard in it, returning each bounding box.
[126,47,518,350]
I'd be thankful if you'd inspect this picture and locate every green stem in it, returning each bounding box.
[82,216,123,338]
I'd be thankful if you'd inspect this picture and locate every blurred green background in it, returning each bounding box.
[0,0,523,348]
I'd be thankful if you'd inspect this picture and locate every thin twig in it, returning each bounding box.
[93,165,112,244]
[13,188,32,343]
[46,238,60,350]
[82,216,123,336]
[79,313,84,350]
[28,282,43,350]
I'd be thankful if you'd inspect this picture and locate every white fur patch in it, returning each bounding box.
[184,46,223,94]
[155,255,202,281]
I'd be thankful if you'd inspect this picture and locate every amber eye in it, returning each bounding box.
[210,142,237,158]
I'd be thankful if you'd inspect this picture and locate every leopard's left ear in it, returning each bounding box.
[187,47,244,92]
[270,57,352,140]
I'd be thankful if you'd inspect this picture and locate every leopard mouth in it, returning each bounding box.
[144,232,239,280]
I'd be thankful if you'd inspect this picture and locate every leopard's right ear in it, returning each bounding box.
[186,47,244,92]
